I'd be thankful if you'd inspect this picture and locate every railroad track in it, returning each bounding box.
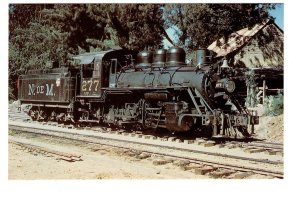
[8,120,283,179]
[9,138,83,162]
[8,107,283,155]
[227,140,283,153]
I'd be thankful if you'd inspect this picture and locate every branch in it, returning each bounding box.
[106,11,129,46]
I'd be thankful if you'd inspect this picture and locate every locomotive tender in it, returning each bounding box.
[18,47,258,138]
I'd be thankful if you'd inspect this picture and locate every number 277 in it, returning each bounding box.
[81,80,99,92]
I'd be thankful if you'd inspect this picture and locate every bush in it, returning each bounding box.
[263,92,283,116]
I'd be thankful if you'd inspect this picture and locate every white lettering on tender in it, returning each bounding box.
[36,85,45,94]
[28,83,55,96]
[28,84,35,95]
[46,84,54,96]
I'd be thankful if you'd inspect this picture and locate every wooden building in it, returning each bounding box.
[208,20,284,106]
[207,20,284,69]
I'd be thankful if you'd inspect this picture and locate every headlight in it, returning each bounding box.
[225,80,235,93]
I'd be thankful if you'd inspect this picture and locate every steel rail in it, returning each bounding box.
[9,124,283,165]
[8,109,284,152]
[229,141,283,151]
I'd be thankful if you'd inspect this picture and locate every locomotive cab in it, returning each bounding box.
[73,49,137,98]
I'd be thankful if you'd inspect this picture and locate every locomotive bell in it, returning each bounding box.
[221,59,230,68]
[136,50,153,68]
[217,58,230,74]
[152,49,167,67]
[166,47,186,67]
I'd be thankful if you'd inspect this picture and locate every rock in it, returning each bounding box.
[183,140,194,144]
[180,164,203,171]
[228,171,253,179]
[173,160,190,167]
[175,139,182,143]
[209,169,235,178]
[167,137,176,142]
[194,166,216,175]
[203,141,215,147]
[244,148,265,154]
[153,159,169,165]
[136,153,151,159]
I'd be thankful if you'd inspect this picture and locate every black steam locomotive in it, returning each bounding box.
[18,47,258,138]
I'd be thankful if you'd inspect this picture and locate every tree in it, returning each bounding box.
[43,4,166,52]
[42,4,107,54]
[9,4,53,33]
[104,4,165,50]
[163,4,276,51]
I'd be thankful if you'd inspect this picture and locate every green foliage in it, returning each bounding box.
[9,4,53,32]
[263,92,284,116]
[86,25,119,52]
[9,130,17,136]
[103,4,165,50]
[43,4,164,51]
[9,86,15,100]
[42,4,107,54]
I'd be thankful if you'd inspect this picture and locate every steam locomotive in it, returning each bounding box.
[18,47,258,138]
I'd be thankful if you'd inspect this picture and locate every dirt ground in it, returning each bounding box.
[8,140,206,180]
[8,134,279,179]
[255,114,284,143]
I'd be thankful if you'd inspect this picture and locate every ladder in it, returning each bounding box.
[187,88,213,116]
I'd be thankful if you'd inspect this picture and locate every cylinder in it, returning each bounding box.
[166,47,186,66]
[152,49,166,67]
[136,50,153,67]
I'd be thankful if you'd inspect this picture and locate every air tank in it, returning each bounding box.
[166,47,186,66]
[152,49,167,67]
[136,50,153,67]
